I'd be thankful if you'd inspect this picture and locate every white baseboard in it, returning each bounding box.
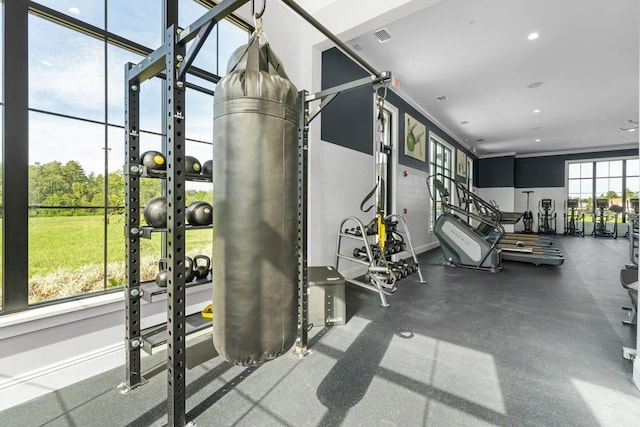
[0,343,124,411]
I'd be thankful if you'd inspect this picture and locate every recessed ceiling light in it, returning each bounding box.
[68,7,81,15]
[437,95,448,101]
[528,32,539,40]
[535,138,541,142]
[533,109,541,113]
[527,81,543,89]
[629,128,637,132]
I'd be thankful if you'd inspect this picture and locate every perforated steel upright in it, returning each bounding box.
[124,65,143,390]
[296,91,310,353]
[163,25,188,426]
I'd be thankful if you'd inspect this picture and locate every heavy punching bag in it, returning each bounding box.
[212,33,299,365]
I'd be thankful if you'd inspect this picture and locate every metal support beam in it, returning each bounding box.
[295,91,310,354]
[307,93,337,125]
[306,73,392,126]
[280,0,383,78]
[178,21,215,80]
[124,64,144,389]
[129,0,249,85]
[164,25,189,427]
[306,73,392,104]
[127,45,168,84]
[178,0,250,45]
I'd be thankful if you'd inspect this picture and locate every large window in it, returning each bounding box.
[567,158,638,221]
[0,2,249,310]
[567,162,595,211]
[429,135,453,229]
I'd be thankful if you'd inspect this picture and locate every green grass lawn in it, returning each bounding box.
[27,214,212,274]
[20,215,213,302]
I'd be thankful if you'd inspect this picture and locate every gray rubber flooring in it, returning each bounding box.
[2,235,640,426]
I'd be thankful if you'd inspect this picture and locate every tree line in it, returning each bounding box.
[27,160,212,216]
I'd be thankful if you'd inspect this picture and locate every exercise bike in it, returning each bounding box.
[563,198,584,237]
[537,198,557,235]
[522,190,534,233]
[591,198,619,239]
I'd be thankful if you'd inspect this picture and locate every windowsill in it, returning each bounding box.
[0,291,125,331]
[0,282,212,340]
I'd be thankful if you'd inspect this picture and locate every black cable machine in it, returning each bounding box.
[121,0,393,424]
[334,84,425,307]
[591,198,620,238]
[537,198,557,235]
[563,198,584,237]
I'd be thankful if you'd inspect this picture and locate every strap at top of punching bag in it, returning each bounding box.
[244,35,261,98]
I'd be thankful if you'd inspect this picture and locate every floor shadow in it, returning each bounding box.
[315,320,394,426]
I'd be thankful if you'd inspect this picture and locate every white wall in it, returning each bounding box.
[476,186,516,232]
[396,166,437,252]
[312,142,374,268]
[514,187,568,234]
[476,186,574,234]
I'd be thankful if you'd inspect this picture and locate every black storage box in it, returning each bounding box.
[308,266,346,326]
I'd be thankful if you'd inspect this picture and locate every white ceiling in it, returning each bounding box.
[344,0,639,157]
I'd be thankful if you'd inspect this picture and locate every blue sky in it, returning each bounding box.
[27,1,248,179]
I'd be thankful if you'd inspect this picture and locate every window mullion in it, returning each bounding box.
[3,0,30,312]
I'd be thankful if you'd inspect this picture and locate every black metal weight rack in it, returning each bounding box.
[122,0,390,425]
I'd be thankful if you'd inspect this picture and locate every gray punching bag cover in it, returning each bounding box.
[212,34,299,365]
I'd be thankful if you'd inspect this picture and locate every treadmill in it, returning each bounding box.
[484,201,554,246]
[428,174,564,268]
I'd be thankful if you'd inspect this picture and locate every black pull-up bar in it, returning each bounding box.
[129,0,383,84]
[279,0,383,78]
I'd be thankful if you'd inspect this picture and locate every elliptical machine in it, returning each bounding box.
[563,198,584,237]
[522,190,534,233]
[591,198,619,239]
[537,198,557,235]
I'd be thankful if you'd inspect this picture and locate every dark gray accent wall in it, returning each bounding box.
[514,149,638,188]
[321,48,476,173]
[477,149,639,188]
[320,48,373,155]
[477,156,515,187]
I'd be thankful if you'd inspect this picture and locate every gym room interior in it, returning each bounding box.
[0,0,639,425]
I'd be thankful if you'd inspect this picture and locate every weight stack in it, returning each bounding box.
[308,266,346,326]
[212,34,299,365]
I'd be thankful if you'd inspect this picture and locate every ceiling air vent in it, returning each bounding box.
[373,28,392,43]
